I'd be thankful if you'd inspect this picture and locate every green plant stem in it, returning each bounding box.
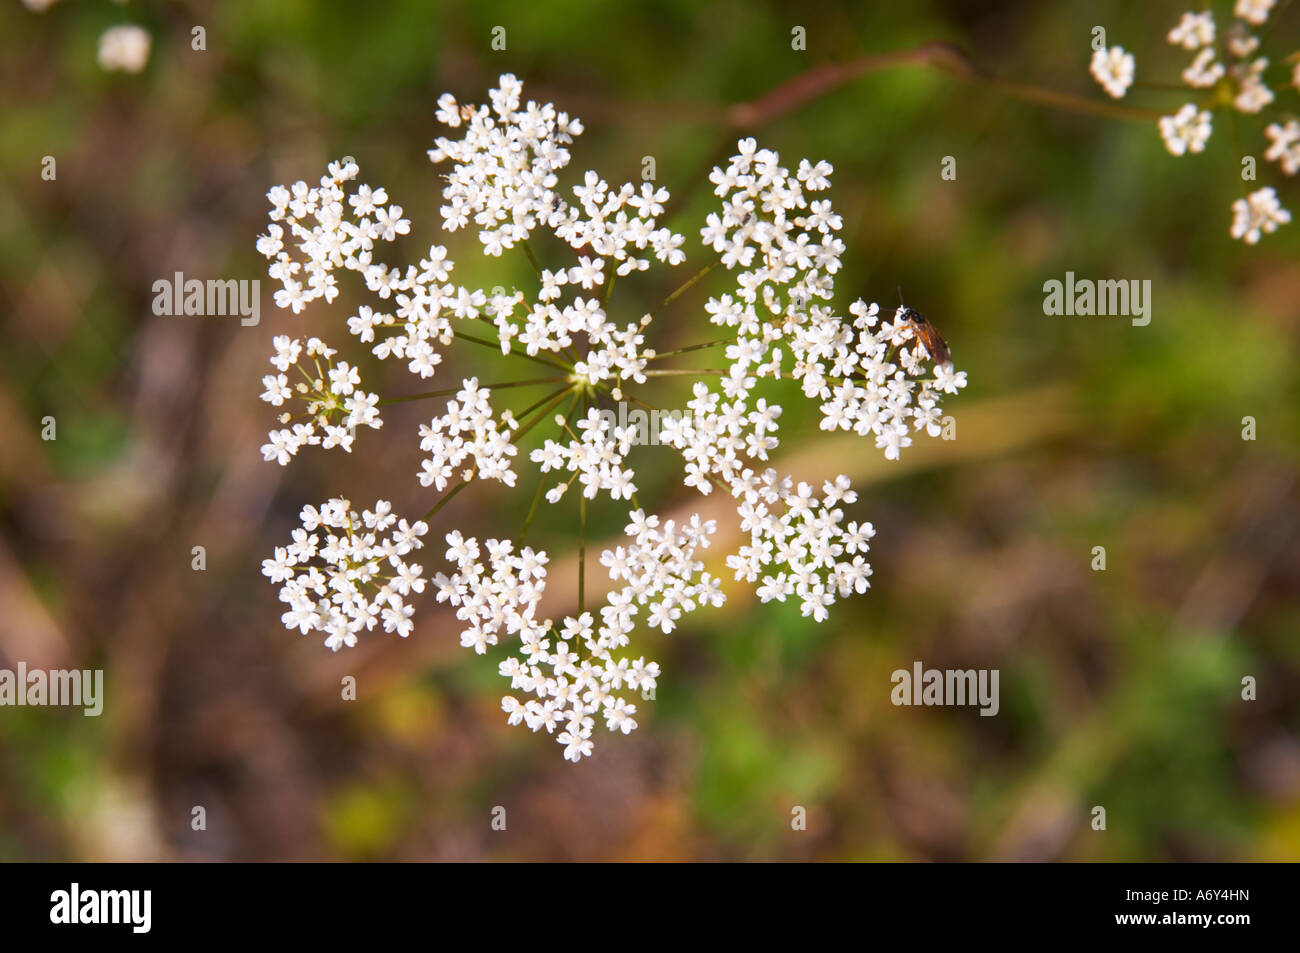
[380,376,566,405]
[421,479,469,523]
[453,329,571,371]
[651,261,718,317]
[650,338,733,360]
[578,493,587,614]
[519,239,543,280]
[520,391,583,544]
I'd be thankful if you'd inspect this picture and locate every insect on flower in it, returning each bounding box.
[896,288,951,366]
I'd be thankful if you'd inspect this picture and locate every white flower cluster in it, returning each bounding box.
[261,499,429,651]
[257,159,408,313]
[418,378,519,491]
[1091,6,1296,243]
[532,407,639,504]
[430,74,685,273]
[256,75,968,761]
[1157,104,1212,156]
[434,532,549,656]
[1089,46,1135,99]
[661,139,965,621]
[1231,186,1292,244]
[259,335,382,465]
[1264,121,1300,176]
[433,512,717,761]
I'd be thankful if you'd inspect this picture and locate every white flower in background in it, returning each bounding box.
[21,0,60,11]
[1230,187,1292,244]
[256,76,968,759]
[97,25,151,74]
[1090,46,1135,99]
[1095,8,1295,243]
[1158,105,1212,156]
[1167,12,1215,50]
[262,499,429,651]
[1235,0,1275,27]
[1265,121,1300,176]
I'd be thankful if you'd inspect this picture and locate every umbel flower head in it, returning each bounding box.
[256,75,967,760]
[1090,5,1297,243]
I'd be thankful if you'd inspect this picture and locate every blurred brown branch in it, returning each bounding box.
[727,42,1165,129]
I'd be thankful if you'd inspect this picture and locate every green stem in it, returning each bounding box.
[650,338,733,360]
[520,392,583,545]
[651,261,719,317]
[514,384,576,426]
[380,376,566,405]
[520,239,543,280]
[421,479,469,523]
[578,493,587,614]
[454,329,571,371]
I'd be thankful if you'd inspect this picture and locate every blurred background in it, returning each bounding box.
[1,0,1298,861]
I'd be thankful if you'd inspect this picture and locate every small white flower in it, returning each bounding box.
[1234,0,1275,26]
[1264,120,1300,175]
[1233,58,1274,113]
[1230,186,1291,243]
[97,25,150,74]
[1182,49,1225,88]
[1090,46,1135,99]
[1227,24,1260,59]
[1158,104,1213,156]
[1167,11,1216,50]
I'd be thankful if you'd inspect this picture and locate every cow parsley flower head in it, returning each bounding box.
[254,75,968,760]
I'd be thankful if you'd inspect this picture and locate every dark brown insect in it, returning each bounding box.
[896,288,951,365]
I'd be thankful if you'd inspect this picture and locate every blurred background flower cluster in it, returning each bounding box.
[1,0,1297,861]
